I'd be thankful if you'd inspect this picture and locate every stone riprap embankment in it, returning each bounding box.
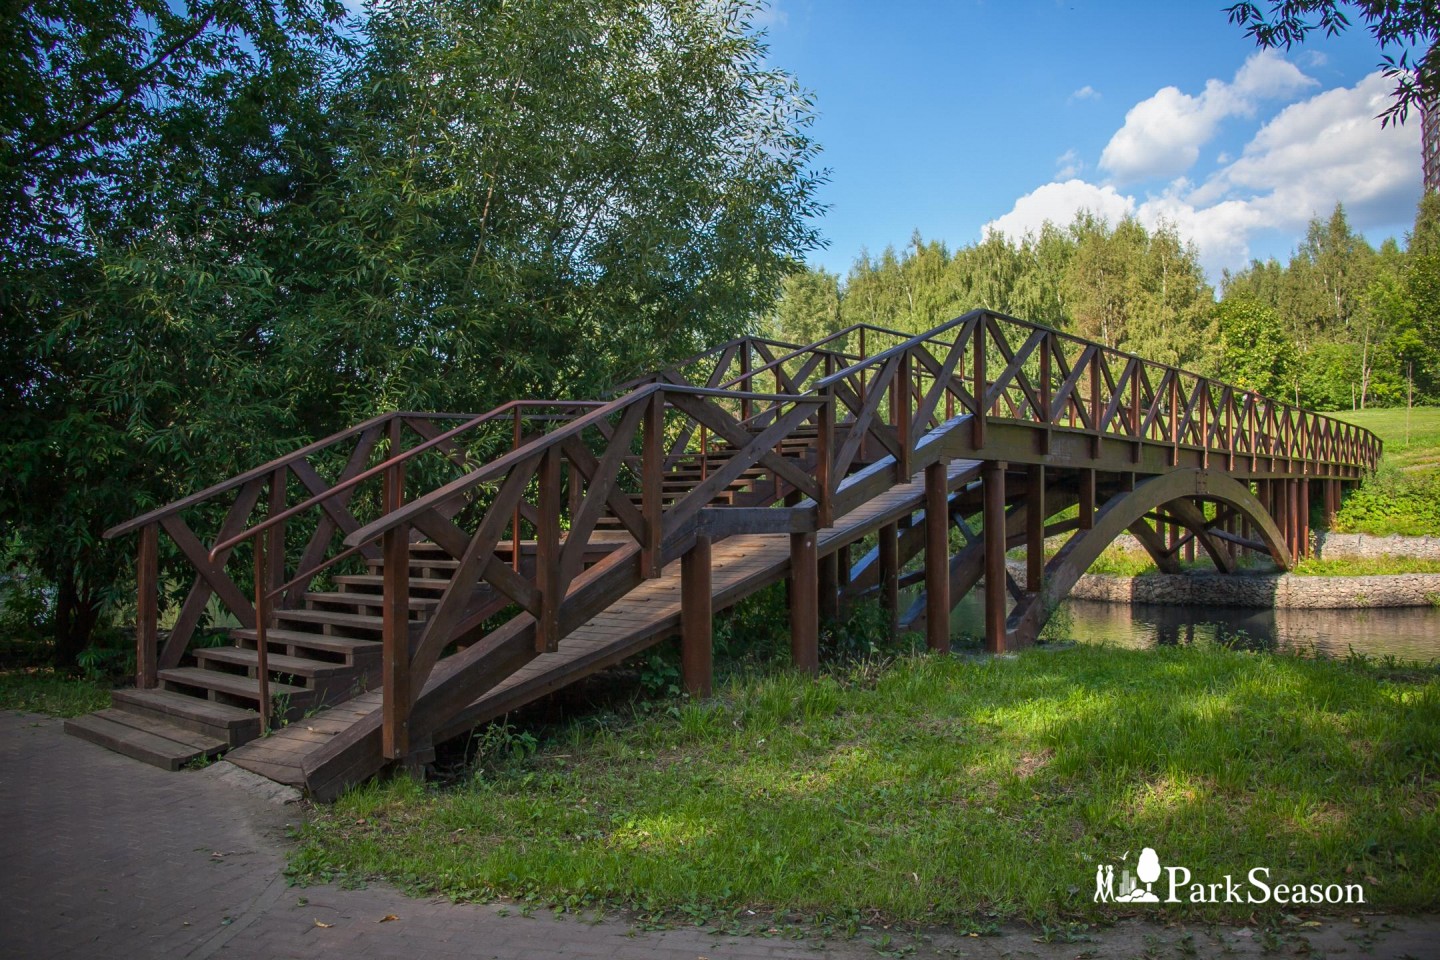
[1104,531,1440,559]
[1064,569,1440,609]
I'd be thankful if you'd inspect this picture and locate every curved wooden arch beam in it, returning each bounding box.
[1125,518,1183,575]
[1008,469,1288,648]
[1165,497,1237,574]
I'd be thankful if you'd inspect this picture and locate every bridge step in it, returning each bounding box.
[303,590,440,613]
[64,710,227,771]
[108,688,260,745]
[159,666,315,711]
[229,628,382,664]
[194,645,356,680]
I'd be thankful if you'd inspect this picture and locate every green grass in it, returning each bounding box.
[290,645,1440,926]
[0,669,111,717]
[1291,555,1440,577]
[1335,407,1440,473]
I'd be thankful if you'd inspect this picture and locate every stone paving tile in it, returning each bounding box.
[4,711,1438,960]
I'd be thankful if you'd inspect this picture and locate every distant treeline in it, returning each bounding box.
[771,196,1440,411]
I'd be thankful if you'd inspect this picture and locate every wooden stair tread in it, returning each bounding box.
[304,591,439,610]
[90,708,226,752]
[274,608,386,630]
[160,666,311,701]
[230,628,382,656]
[111,687,259,737]
[194,646,352,678]
[332,574,453,591]
[64,712,219,771]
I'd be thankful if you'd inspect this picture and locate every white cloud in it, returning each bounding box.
[751,0,788,28]
[1099,51,1314,183]
[1055,148,1083,179]
[1069,85,1100,103]
[985,71,1421,280]
[983,180,1135,241]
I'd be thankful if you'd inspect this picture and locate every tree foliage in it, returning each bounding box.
[1,0,825,662]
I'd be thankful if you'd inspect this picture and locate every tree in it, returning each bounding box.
[1,0,827,663]
[1,0,351,665]
[1216,298,1295,397]
[1226,1,1440,126]
[772,267,843,347]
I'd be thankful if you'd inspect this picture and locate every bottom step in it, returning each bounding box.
[64,710,227,771]
[110,687,260,745]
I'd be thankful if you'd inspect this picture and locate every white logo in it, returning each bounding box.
[1093,848,1366,906]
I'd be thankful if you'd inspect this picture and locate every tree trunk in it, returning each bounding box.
[53,571,101,669]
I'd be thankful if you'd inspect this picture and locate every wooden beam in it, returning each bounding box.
[382,522,411,761]
[1026,464,1045,594]
[819,550,840,622]
[983,460,1007,654]
[136,524,158,689]
[879,521,899,635]
[789,531,819,675]
[925,460,951,653]
[681,535,713,698]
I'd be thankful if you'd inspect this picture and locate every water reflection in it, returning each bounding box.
[948,590,1440,662]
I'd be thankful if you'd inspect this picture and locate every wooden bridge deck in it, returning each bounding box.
[225,458,981,786]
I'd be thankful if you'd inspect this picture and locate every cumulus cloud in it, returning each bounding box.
[983,180,1135,241]
[984,70,1421,279]
[1069,85,1100,103]
[1099,50,1315,183]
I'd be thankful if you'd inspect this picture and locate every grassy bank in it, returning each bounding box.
[1085,549,1440,579]
[290,644,1440,926]
[1333,407,1440,537]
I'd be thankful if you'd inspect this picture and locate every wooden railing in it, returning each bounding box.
[106,309,1381,748]
[103,403,602,730]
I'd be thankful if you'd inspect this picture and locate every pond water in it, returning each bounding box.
[948,590,1440,662]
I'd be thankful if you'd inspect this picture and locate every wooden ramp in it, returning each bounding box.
[225,458,981,787]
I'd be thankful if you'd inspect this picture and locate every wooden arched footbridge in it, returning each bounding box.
[68,311,1380,797]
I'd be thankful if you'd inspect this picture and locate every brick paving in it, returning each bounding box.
[4,710,1438,959]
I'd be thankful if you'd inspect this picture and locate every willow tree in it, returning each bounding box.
[0,0,825,662]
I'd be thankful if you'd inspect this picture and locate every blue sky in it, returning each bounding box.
[755,0,1423,283]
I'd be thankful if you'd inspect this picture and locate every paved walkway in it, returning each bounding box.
[4,711,1438,960]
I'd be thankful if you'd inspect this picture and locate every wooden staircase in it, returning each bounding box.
[64,541,460,769]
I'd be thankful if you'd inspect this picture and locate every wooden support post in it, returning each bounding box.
[681,535,713,698]
[253,542,271,735]
[1300,479,1311,558]
[136,523,158,689]
[878,521,899,635]
[983,461,1008,654]
[1039,334,1053,455]
[1089,349,1102,459]
[1323,479,1338,529]
[925,460,951,653]
[837,543,852,611]
[1079,468,1096,531]
[789,532,819,675]
[512,407,523,572]
[817,385,834,527]
[972,321,987,449]
[268,467,287,595]
[641,391,664,578]
[896,351,912,477]
[381,520,411,761]
[536,447,562,652]
[1026,464,1045,594]
[819,551,840,622]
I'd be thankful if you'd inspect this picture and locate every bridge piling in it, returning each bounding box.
[925,461,951,653]
[983,460,1007,654]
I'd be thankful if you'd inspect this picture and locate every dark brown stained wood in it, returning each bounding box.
[983,460,1007,654]
[789,531,819,675]
[818,550,840,622]
[681,535,713,697]
[642,392,665,577]
[137,523,158,689]
[536,447,562,653]
[924,460,951,653]
[110,688,259,744]
[971,321,986,448]
[1026,465,1045,594]
[382,522,410,761]
[1079,468,1096,530]
[63,713,218,771]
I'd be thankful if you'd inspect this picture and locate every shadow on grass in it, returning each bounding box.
[291,644,1440,925]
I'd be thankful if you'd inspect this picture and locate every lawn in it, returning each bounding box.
[1335,407,1440,473]
[1324,407,1440,537]
[290,644,1440,927]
